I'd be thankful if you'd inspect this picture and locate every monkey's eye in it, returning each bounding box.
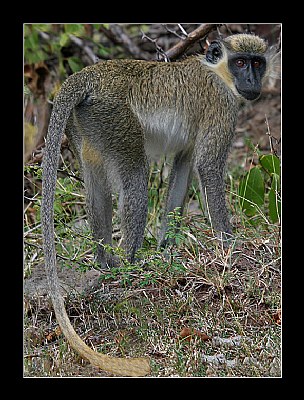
[252,59,261,68]
[235,59,246,68]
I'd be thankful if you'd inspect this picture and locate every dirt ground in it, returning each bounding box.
[24,262,102,297]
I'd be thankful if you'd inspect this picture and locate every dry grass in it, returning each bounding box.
[24,208,281,377]
[24,124,281,377]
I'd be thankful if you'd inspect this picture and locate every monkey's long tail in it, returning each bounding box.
[41,71,151,377]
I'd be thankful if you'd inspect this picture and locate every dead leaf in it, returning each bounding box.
[54,326,62,336]
[272,309,281,325]
[45,326,62,342]
[45,332,53,341]
[24,61,50,96]
[114,330,127,344]
[179,327,211,342]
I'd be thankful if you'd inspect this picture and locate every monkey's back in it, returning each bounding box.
[64,57,238,160]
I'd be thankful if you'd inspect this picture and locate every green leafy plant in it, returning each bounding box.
[165,207,189,246]
[24,24,112,78]
[238,153,281,225]
[24,24,84,62]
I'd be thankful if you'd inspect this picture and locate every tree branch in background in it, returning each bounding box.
[69,34,98,64]
[100,24,222,62]
[162,24,188,40]
[100,24,149,60]
[165,24,222,60]
[140,30,170,61]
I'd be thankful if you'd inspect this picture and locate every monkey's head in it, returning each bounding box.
[204,33,280,101]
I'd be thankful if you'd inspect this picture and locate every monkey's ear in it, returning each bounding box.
[205,41,223,64]
[266,45,281,80]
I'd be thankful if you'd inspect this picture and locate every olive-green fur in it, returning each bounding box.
[224,33,267,54]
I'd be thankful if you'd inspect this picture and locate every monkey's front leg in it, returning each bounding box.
[197,165,232,236]
[195,138,233,242]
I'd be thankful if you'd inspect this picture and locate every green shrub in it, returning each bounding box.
[238,153,281,225]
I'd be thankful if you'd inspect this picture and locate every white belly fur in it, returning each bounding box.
[138,108,190,158]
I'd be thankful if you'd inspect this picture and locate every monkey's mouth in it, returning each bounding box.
[236,87,261,101]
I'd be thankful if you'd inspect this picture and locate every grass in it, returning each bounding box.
[24,150,281,377]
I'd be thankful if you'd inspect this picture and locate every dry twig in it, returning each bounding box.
[100,24,149,60]
[165,24,222,60]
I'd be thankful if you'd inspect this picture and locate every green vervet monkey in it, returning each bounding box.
[41,33,280,376]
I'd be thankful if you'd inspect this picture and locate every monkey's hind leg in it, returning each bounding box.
[118,159,149,264]
[82,154,114,269]
[159,151,192,248]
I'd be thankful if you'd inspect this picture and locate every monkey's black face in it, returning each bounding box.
[228,53,266,100]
